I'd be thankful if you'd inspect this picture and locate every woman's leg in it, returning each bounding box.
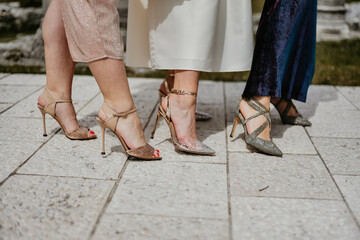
[39,0,94,137]
[89,59,150,150]
[161,70,200,148]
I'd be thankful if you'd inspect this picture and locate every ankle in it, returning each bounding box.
[170,94,196,110]
[44,87,71,100]
[103,99,134,113]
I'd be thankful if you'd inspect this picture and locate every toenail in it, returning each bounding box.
[90,130,95,134]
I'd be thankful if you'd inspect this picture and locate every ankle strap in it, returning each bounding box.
[171,89,197,97]
[101,103,137,132]
[113,108,137,118]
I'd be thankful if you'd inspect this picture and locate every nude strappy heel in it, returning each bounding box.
[37,88,96,140]
[152,89,215,155]
[230,97,282,156]
[96,103,161,160]
[158,73,212,121]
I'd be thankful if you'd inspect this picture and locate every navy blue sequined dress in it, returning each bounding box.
[243,0,317,102]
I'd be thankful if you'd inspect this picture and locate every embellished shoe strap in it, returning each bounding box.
[171,89,197,97]
[165,89,197,120]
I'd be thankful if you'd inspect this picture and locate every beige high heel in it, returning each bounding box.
[152,89,215,155]
[37,88,96,140]
[159,73,212,121]
[96,103,161,160]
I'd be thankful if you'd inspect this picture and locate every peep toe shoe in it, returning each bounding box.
[37,88,96,140]
[97,103,161,160]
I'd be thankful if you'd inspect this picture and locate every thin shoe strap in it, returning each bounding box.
[101,103,137,132]
[166,95,171,119]
[171,89,197,97]
[113,108,137,118]
[42,88,72,116]
[164,80,170,93]
[281,100,293,120]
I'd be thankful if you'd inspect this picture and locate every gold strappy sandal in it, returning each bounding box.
[152,89,215,155]
[97,103,161,160]
[159,73,212,121]
[37,88,96,140]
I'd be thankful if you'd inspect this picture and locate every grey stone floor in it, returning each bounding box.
[0,74,359,240]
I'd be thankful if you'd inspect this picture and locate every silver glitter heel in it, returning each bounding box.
[272,98,312,126]
[151,89,215,155]
[230,97,282,157]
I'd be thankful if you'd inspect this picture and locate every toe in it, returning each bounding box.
[88,129,96,138]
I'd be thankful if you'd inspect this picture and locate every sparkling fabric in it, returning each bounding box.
[243,0,318,102]
[61,0,124,62]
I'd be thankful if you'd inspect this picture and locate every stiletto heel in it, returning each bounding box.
[38,107,47,137]
[151,112,161,139]
[37,88,96,140]
[230,116,240,138]
[97,119,106,155]
[153,89,215,155]
[97,103,161,160]
[231,97,282,156]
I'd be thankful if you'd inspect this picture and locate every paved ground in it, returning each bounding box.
[0,73,359,240]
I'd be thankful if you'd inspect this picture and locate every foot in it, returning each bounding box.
[271,97,311,126]
[38,94,96,138]
[98,104,160,158]
[270,97,297,117]
[161,93,203,150]
[239,96,271,141]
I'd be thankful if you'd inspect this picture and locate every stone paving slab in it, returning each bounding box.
[312,137,360,175]
[93,213,229,240]
[231,196,360,240]
[1,88,90,119]
[0,140,44,183]
[337,86,360,110]
[297,86,357,118]
[0,117,59,142]
[17,119,127,180]
[227,122,317,155]
[0,73,9,80]
[334,176,360,223]
[106,161,228,219]
[0,85,41,103]
[0,103,12,113]
[0,175,114,240]
[0,74,45,86]
[1,74,360,239]
[229,153,341,199]
[306,110,360,138]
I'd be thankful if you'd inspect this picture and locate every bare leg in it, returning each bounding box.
[239,96,271,141]
[161,70,199,148]
[89,59,156,153]
[38,0,95,137]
